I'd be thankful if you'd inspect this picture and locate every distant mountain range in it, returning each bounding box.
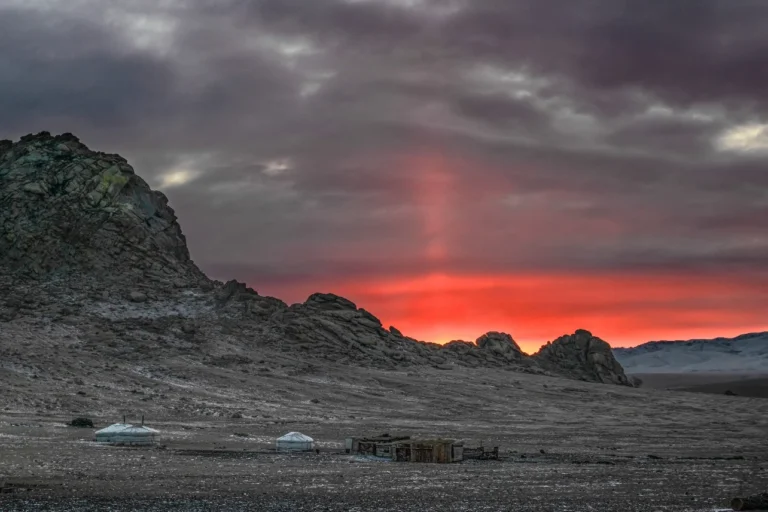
[613,332,768,374]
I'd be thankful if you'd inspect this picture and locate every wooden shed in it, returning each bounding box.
[392,439,464,463]
[346,435,410,457]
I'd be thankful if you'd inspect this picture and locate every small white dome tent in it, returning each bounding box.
[276,432,314,452]
[95,416,159,445]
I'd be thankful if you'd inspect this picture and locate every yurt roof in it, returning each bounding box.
[95,423,159,435]
[277,431,313,442]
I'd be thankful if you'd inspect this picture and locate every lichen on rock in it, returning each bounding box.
[0,131,207,287]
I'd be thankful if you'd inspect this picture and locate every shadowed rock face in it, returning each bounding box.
[534,330,632,386]
[304,293,358,312]
[476,332,525,361]
[0,132,207,287]
[0,132,632,386]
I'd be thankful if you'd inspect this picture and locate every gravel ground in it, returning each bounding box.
[2,371,768,511]
[2,319,768,511]
[2,449,765,512]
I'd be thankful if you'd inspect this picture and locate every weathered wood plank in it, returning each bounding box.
[731,492,768,511]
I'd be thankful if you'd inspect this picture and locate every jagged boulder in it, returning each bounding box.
[534,330,632,386]
[476,332,525,361]
[440,340,482,366]
[442,340,475,354]
[215,279,258,304]
[214,279,287,319]
[277,293,389,355]
[304,293,357,311]
[0,132,207,287]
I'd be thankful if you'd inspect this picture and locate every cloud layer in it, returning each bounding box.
[3,0,768,348]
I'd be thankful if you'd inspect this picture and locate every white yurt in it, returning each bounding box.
[276,432,314,452]
[95,423,160,445]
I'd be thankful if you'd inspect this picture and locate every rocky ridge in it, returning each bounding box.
[0,132,207,288]
[0,132,631,386]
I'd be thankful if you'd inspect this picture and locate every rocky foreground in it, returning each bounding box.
[0,131,630,385]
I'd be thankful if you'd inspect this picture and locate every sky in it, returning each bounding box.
[2,0,768,353]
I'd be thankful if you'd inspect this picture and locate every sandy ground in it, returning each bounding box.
[2,360,768,511]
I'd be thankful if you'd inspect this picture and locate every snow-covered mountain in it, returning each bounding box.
[612,332,768,374]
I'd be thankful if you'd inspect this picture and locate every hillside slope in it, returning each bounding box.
[1,132,631,386]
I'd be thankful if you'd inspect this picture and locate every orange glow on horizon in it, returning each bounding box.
[256,271,768,354]
[247,148,768,354]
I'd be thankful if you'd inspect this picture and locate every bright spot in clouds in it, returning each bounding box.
[158,169,200,189]
[717,123,768,153]
[109,12,178,55]
[263,159,292,176]
[251,35,318,60]
[342,0,464,17]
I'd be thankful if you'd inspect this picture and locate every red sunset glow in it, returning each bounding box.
[257,271,768,354]
[232,144,768,353]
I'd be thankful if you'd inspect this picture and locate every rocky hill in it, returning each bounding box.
[0,132,631,386]
[0,132,207,288]
[613,332,768,374]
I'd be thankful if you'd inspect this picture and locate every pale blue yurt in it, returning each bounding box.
[276,432,314,452]
[95,420,159,445]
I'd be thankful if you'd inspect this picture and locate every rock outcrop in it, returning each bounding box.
[534,330,631,385]
[272,293,445,368]
[0,132,207,288]
[0,132,632,386]
[441,333,539,370]
[476,332,525,362]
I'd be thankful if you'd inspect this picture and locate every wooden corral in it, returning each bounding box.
[347,434,476,463]
[462,446,500,460]
[346,434,410,457]
[0,481,48,494]
[392,439,464,463]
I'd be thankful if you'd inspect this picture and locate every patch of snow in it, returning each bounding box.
[613,332,768,373]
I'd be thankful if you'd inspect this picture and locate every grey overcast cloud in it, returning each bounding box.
[2,0,768,349]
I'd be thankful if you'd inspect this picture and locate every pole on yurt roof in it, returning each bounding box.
[123,415,126,424]
[141,415,144,426]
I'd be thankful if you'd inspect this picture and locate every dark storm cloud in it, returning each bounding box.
[446,0,768,111]
[451,93,553,134]
[605,115,726,155]
[0,9,175,131]
[243,0,427,41]
[2,0,768,286]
